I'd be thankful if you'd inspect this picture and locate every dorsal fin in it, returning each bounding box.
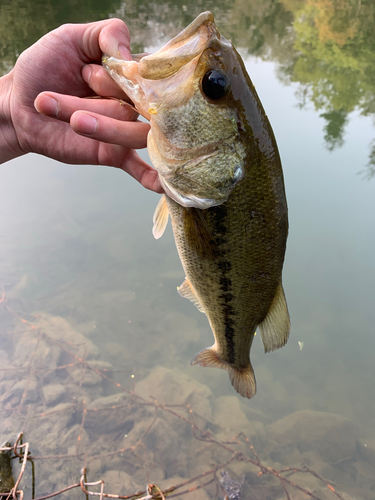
[177,278,205,313]
[152,195,169,239]
[258,284,290,353]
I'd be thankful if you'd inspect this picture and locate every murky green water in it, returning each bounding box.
[1,1,375,499]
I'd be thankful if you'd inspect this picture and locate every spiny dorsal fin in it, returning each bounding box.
[258,284,290,353]
[177,278,205,313]
[152,195,169,239]
[191,347,256,399]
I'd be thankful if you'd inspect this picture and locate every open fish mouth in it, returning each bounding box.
[104,12,290,399]
[102,12,217,120]
[103,12,247,209]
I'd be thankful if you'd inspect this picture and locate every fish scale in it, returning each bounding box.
[104,11,290,398]
[166,145,286,378]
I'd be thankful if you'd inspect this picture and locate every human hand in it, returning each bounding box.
[0,19,162,193]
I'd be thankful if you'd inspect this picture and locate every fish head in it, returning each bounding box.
[103,12,249,208]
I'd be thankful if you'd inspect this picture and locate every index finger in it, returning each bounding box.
[82,64,130,100]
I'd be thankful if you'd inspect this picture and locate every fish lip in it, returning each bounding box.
[102,54,152,120]
[137,11,217,80]
[103,12,244,210]
[102,11,218,111]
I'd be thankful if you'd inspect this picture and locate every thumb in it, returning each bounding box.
[77,18,132,62]
[99,18,132,60]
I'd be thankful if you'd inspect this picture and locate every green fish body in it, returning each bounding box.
[104,12,290,398]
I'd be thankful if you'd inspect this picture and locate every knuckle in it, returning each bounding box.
[109,18,131,39]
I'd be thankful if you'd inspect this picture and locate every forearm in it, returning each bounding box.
[0,71,24,164]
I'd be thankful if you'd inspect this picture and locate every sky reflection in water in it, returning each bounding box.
[0,1,374,499]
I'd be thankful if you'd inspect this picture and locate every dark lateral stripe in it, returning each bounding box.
[183,208,216,259]
[221,300,236,363]
[212,204,236,365]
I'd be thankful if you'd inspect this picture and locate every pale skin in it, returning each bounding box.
[0,18,162,193]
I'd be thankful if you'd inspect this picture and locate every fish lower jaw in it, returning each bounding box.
[159,175,228,209]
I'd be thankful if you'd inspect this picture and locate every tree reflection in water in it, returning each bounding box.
[1,0,374,177]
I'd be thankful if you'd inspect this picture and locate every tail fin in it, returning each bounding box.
[191,347,256,399]
[228,364,256,399]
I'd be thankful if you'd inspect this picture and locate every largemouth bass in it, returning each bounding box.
[103,12,290,398]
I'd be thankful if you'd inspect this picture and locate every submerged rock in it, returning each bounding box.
[356,438,375,467]
[25,312,99,360]
[85,393,136,435]
[8,379,38,404]
[13,332,61,374]
[266,410,357,465]
[0,351,14,382]
[42,384,66,406]
[143,417,181,474]
[158,475,211,500]
[213,396,266,449]
[100,470,141,496]
[26,402,77,454]
[135,366,214,424]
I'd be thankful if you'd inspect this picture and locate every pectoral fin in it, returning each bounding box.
[258,284,290,353]
[152,195,169,239]
[183,208,215,259]
[191,347,256,399]
[177,278,204,313]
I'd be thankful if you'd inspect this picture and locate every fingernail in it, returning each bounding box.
[75,114,98,135]
[35,95,59,117]
[82,65,92,85]
[118,44,131,60]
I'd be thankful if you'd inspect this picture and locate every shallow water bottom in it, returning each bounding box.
[0,294,374,500]
[0,152,374,500]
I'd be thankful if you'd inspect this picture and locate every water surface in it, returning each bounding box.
[0,1,374,499]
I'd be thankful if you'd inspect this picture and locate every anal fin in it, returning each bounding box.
[191,347,256,399]
[177,278,204,313]
[152,195,169,239]
[258,283,290,353]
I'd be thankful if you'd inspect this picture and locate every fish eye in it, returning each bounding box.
[201,70,228,100]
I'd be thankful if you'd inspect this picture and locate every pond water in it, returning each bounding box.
[0,1,374,499]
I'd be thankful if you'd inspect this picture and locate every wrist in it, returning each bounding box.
[0,71,24,164]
